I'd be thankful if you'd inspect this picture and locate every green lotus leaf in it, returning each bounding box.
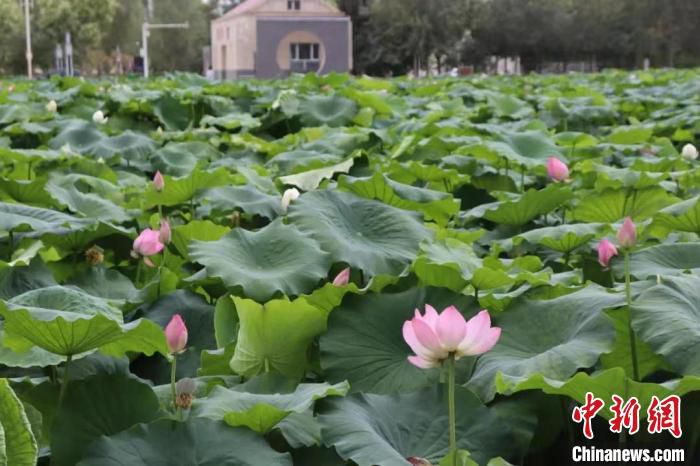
[150,142,219,177]
[267,149,345,173]
[279,158,354,192]
[297,94,357,127]
[495,368,700,421]
[196,185,282,220]
[651,196,700,235]
[92,131,157,161]
[45,179,129,223]
[339,172,460,225]
[320,287,478,394]
[200,112,261,131]
[599,306,668,380]
[0,325,64,368]
[573,187,678,223]
[50,375,161,466]
[0,260,57,300]
[468,285,623,401]
[0,293,167,358]
[0,202,89,233]
[462,130,562,169]
[152,94,192,131]
[464,184,573,226]
[78,418,292,466]
[0,379,37,466]
[68,266,138,303]
[631,275,700,375]
[276,411,322,448]
[8,286,122,320]
[318,386,529,466]
[49,120,105,154]
[486,92,534,119]
[289,190,430,277]
[513,223,606,253]
[194,374,348,433]
[38,221,132,253]
[229,296,328,379]
[621,243,700,279]
[142,168,236,209]
[579,162,666,191]
[0,178,57,206]
[171,220,230,260]
[189,219,331,301]
[412,238,481,292]
[604,126,653,145]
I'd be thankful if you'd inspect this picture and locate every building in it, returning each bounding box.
[211,0,353,79]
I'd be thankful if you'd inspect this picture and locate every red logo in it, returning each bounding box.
[572,392,682,439]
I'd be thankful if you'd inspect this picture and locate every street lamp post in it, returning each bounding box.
[21,0,33,79]
[141,21,189,79]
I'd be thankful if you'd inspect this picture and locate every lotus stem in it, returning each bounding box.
[624,250,640,381]
[447,353,457,466]
[6,229,13,261]
[135,260,143,288]
[59,354,73,406]
[170,356,177,411]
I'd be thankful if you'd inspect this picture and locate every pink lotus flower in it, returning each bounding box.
[132,229,164,267]
[547,157,569,182]
[153,171,165,192]
[165,314,188,354]
[597,238,618,268]
[332,267,350,286]
[403,305,501,369]
[159,219,171,244]
[617,217,637,249]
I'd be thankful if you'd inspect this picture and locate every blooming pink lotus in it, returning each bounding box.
[546,157,569,182]
[403,305,501,369]
[617,217,637,249]
[597,238,618,268]
[159,219,172,244]
[153,171,165,191]
[165,314,188,354]
[132,229,164,267]
[332,267,350,286]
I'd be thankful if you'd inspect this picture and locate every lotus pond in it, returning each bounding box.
[1,70,700,465]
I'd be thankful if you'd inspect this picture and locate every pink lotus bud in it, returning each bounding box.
[165,314,188,354]
[159,219,171,244]
[153,171,165,192]
[617,217,637,249]
[546,157,569,182]
[132,229,165,263]
[597,238,618,268]
[332,267,350,286]
[403,305,501,369]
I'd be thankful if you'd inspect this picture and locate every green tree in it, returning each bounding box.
[148,0,210,73]
[0,1,25,75]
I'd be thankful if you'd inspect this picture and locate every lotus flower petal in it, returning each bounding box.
[436,305,467,351]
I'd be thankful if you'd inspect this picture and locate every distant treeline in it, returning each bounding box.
[338,0,700,75]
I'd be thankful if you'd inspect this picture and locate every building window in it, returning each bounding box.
[290,43,319,60]
[290,42,320,72]
[287,0,301,10]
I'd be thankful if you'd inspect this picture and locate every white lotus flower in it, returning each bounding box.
[92,110,108,125]
[281,188,300,213]
[681,143,698,161]
[46,100,57,113]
